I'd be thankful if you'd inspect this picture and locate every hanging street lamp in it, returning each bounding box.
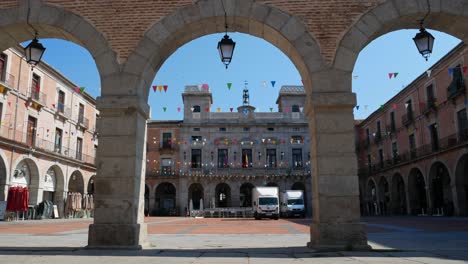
[24,33,46,67]
[217,10,235,69]
[413,0,434,61]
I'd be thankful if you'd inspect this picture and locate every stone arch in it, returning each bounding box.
[366,178,378,215]
[10,157,40,205]
[334,0,468,71]
[377,176,390,215]
[0,150,8,201]
[408,167,428,215]
[126,0,325,99]
[87,176,95,195]
[188,183,204,210]
[44,165,66,217]
[455,154,468,216]
[0,2,119,82]
[391,173,407,215]
[429,161,454,216]
[240,182,255,207]
[68,170,84,194]
[154,182,177,216]
[215,182,231,208]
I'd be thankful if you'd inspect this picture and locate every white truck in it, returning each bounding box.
[280,190,305,218]
[252,187,279,220]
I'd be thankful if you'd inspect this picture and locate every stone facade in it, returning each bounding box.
[145,85,312,217]
[356,43,468,217]
[0,46,98,218]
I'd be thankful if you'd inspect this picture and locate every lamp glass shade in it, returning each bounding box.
[24,38,46,66]
[413,27,435,60]
[217,34,236,68]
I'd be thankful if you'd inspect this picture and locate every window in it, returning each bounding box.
[78,103,85,124]
[243,127,249,132]
[376,121,382,140]
[266,149,276,168]
[26,116,37,147]
[390,112,396,132]
[162,132,172,148]
[191,136,202,142]
[365,128,370,145]
[392,142,398,161]
[161,159,172,175]
[57,90,65,113]
[219,127,226,132]
[457,109,468,140]
[291,135,303,144]
[31,74,41,99]
[448,65,465,97]
[426,84,435,105]
[193,105,201,112]
[406,99,413,119]
[409,134,416,158]
[293,127,300,132]
[76,137,83,160]
[54,128,62,153]
[292,148,302,168]
[378,149,384,168]
[242,149,252,168]
[267,127,274,131]
[191,149,202,168]
[429,123,439,151]
[193,127,200,131]
[217,149,228,168]
[0,53,7,82]
[291,105,300,112]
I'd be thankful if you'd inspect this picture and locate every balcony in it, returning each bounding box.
[77,115,89,130]
[159,141,178,153]
[402,112,414,127]
[386,125,396,134]
[447,69,465,100]
[422,98,438,115]
[55,103,72,120]
[374,133,382,144]
[27,88,47,110]
[0,72,15,94]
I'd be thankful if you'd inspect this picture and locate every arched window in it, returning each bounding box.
[193,105,201,112]
[292,105,300,112]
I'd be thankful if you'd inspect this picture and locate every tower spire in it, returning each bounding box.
[243,80,249,106]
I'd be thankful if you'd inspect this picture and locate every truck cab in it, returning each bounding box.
[252,187,279,220]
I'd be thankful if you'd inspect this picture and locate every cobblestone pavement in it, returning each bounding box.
[0,216,467,263]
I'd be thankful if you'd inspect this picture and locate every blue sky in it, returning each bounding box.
[36,29,460,120]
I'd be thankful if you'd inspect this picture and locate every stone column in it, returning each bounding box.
[306,87,369,250]
[88,95,149,249]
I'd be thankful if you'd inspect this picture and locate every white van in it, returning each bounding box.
[280,190,305,217]
[252,187,279,220]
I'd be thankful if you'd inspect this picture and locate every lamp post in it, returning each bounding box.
[217,8,235,69]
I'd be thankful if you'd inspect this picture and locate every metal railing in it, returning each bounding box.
[359,131,468,175]
[56,103,72,119]
[159,140,178,151]
[28,87,47,106]
[77,115,89,128]
[0,72,15,90]
[0,124,95,165]
[422,98,438,114]
[402,112,414,126]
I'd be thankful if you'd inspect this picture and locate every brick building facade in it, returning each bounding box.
[145,85,312,216]
[0,46,98,218]
[356,43,468,217]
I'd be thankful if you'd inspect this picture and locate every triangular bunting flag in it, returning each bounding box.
[80,87,85,93]
[262,81,267,87]
[197,84,203,90]
[177,107,181,112]
[162,107,167,112]
[163,85,168,92]
[419,102,424,107]
[202,84,209,91]
[392,104,397,109]
[230,107,233,112]
[52,104,55,108]
[217,107,221,112]
[355,105,360,110]
[299,106,304,112]
[191,107,194,112]
[158,85,163,92]
[227,83,232,90]
[353,75,358,80]
[380,105,384,109]
[426,70,432,77]
[74,87,80,93]
[205,107,210,112]
[269,107,273,112]
[393,72,398,78]
[464,99,468,105]
[152,85,157,92]
[388,73,393,79]
[405,103,409,108]
[449,68,454,75]
[7,102,11,107]
[271,81,276,87]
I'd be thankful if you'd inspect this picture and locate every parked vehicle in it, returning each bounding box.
[252,187,279,220]
[280,190,305,218]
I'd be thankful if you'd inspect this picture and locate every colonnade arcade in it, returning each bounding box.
[0,0,467,250]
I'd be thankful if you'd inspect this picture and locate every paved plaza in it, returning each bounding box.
[0,216,467,263]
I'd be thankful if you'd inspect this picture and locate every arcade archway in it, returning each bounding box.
[188,183,204,210]
[429,162,453,216]
[455,154,468,216]
[239,183,255,207]
[154,182,176,216]
[215,183,231,208]
[408,168,427,215]
[391,173,407,215]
